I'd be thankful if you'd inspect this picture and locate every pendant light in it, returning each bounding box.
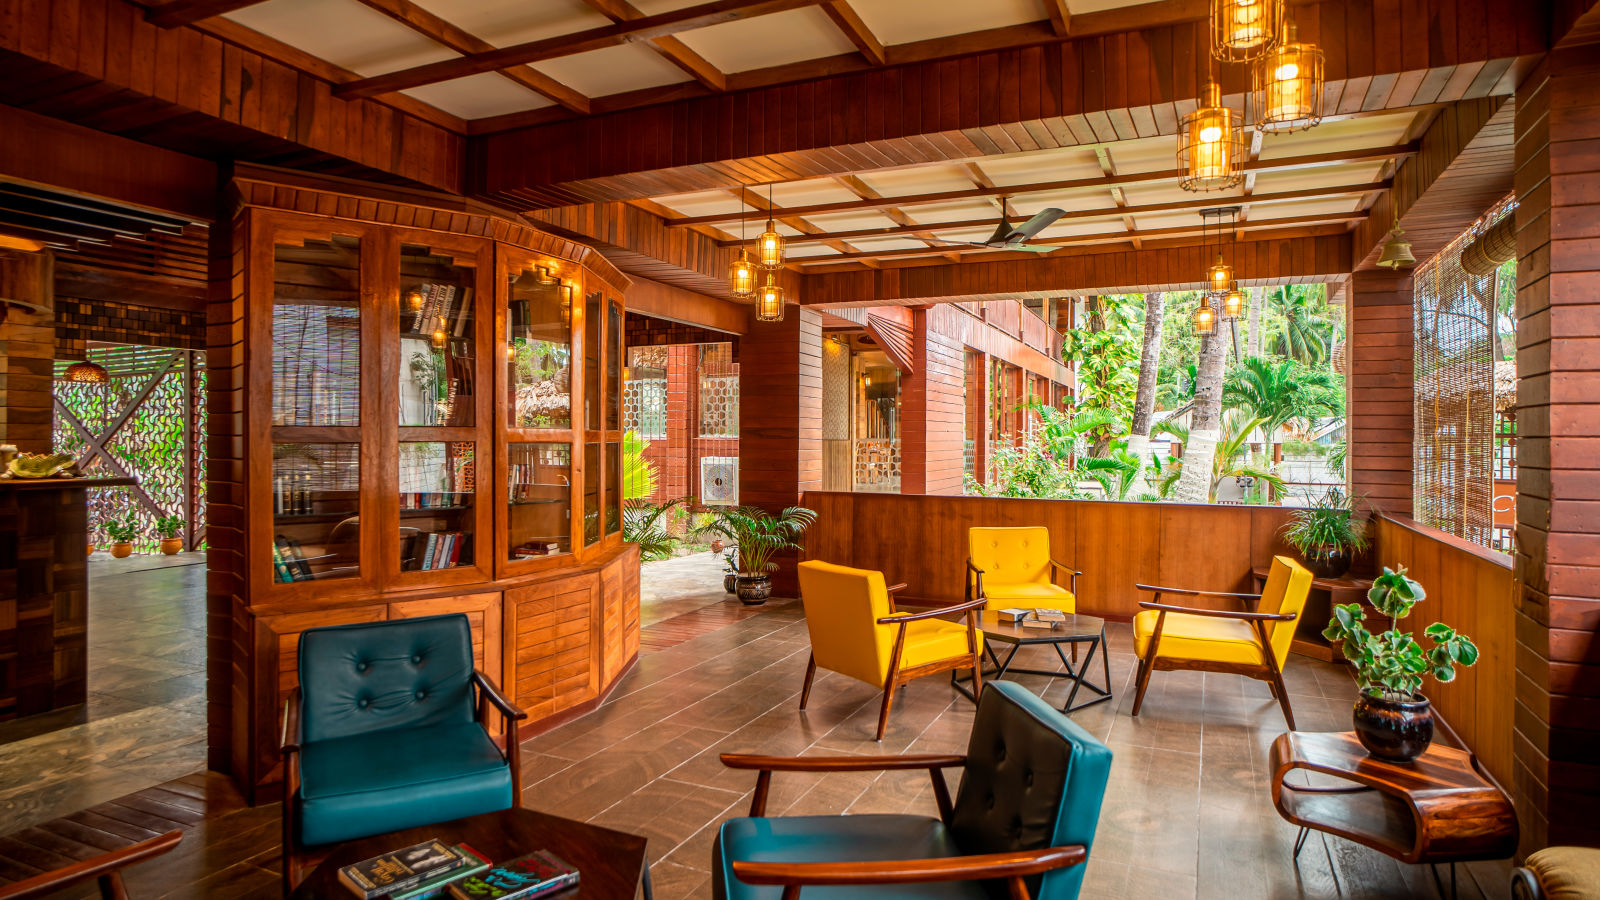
[1222,285,1247,317]
[1253,20,1324,133]
[1194,296,1217,334]
[1179,81,1245,192]
[1211,0,1283,62]
[63,359,109,384]
[756,184,784,269]
[1207,253,1233,294]
[755,274,785,323]
[729,200,756,299]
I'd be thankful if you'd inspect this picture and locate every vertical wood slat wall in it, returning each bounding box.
[1348,269,1415,518]
[900,306,966,496]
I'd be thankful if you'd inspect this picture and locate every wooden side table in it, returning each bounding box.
[1270,732,1517,898]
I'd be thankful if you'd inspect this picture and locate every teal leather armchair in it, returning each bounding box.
[714,681,1112,900]
[281,613,526,890]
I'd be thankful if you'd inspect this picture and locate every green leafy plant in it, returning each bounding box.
[1322,566,1479,699]
[153,515,185,540]
[105,517,142,543]
[623,497,686,561]
[698,506,817,576]
[622,430,659,500]
[1282,488,1370,556]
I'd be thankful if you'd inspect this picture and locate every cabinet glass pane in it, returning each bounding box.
[584,442,600,546]
[271,442,359,582]
[607,301,622,431]
[273,236,360,426]
[399,441,475,571]
[399,246,475,427]
[507,267,571,429]
[604,441,620,536]
[584,291,602,431]
[508,443,571,559]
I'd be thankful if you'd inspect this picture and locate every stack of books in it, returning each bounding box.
[337,841,578,900]
[1020,608,1069,629]
[416,532,469,570]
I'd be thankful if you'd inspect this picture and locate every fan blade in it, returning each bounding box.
[1006,208,1066,243]
[1005,243,1058,253]
[981,214,1014,246]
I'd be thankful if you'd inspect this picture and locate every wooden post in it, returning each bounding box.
[1346,269,1415,517]
[901,306,965,495]
[0,249,56,454]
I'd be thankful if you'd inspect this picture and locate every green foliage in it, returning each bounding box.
[1222,356,1344,438]
[1150,411,1286,501]
[1281,488,1370,555]
[1326,440,1348,477]
[1061,323,1139,444]
[965,430,1087,499]
[153,515,185,540]
[1263,285,1336,366]
[1079,444,1143,501]
[1321,566,1479,699]
[622,430,658,501]
[105,517,142,543]
[623,497,687,561]
[698,505,817,575]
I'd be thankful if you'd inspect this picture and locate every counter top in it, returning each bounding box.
[0,476,136,491]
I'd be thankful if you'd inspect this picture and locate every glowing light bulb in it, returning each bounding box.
[1200,125,1223,144]
[1275,62,1299,81]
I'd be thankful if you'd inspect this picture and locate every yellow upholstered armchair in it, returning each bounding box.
[967,526,1081,613]
[1130,555,1313,728]
[798,561,986,740]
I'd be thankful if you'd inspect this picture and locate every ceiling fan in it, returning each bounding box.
[935,203,1066,253]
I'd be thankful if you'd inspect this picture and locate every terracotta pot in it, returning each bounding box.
[1303,545,1352,579]
[736,574,772,605]
[710,539,725,554]
[723,573,739,594]
[111,542,134,559]
[159,537,182,556]
[87,543,95,557]
[1353,691,1434,763]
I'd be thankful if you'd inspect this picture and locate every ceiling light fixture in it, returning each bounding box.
[729,198,756,300]
[1253,20,1324,133]
[1212,0,1283,62]
[1195,296,1218,334]
[756,184,784,269]
[1179,81,1246,192]
[63,359,109,384]
[755,274,785,323]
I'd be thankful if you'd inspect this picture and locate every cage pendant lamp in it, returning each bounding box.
[1253,21,1324,133]
[1222,285,1247,317]
[1179,82,1246,192]
[1194,295,1217,334]
[729,204,756,299]
[1207,253,1233,294]
[1211,0,1282,62]
[756,183,785,269]
[755,274,785,322]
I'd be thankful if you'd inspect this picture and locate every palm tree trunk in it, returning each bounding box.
[1126,292,1164,497]
[1173,329,1227,504]
[1247,288,1261,358]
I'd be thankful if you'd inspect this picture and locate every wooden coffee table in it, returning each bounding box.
[288,808,650,900]
[952,611,1112,713]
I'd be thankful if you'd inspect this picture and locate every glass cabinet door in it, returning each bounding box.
[399,245,476,428]
[507,266,572,429]
[508,443,572,559]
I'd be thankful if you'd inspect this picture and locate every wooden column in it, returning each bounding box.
[663,344,694,500]
[1511,41,1600,851]
[901,306,965,496]
[738,308,822,594]
[0,250,55,454]
[1347,269,1414,518]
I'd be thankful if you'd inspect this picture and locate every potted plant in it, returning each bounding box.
[1322,566,1479,762]
[105,517,141,559]
[701,506,817,604]
[1282,488,1369,578]
[721,550,738,594]
[154,515,185,555]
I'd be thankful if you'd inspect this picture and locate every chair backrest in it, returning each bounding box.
[949,681,1112,900]
[1258,555,1314,667]
[796,560,896,688]
[298,613,477,744]
[969,526,1052,589]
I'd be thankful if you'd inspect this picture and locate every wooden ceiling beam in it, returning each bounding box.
[351,0,591,114]
[144,0,271,28]
[1043,0,1071,36]
[580,0,729,92]
[821,1,887,65]
[672,145,1414,227]
[336,0,822,100]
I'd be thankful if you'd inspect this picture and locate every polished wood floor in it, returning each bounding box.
[0,555,1511,899]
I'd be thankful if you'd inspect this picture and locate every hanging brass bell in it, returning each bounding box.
[1376,224,1416,270]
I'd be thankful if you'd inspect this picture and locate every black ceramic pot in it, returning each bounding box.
[736,575,772,605]
[723,573,738,594]
[1353,691,1434,762]
[1304,545,1353,579]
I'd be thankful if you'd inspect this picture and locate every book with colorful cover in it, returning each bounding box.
[338,839,465,899]
[445,850,579,900]
[388,844,492,900]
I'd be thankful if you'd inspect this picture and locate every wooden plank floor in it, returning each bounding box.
[0,596,1513,899]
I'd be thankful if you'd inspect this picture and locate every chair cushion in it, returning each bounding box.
[296,722,511,846]
[714,814,986,900]
[1132,610,1265,666]
[898,619,982,671]
[299,613,477,744]
[1526,847,1600,900]
[982,583,1076,613]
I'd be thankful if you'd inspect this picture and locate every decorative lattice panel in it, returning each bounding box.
[853,438,901,493]
[624,378,667,439]
[822,338,851,442]
[698,344,739,438]
[1413,197,1514,550]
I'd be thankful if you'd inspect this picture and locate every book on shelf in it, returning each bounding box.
[388,844,492,900]
[274,535,314,582]
[445,850,578,900]
[271,542,296,584]
[422,533,439,570]
[338,839,466,899]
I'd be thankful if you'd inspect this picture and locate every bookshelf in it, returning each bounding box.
[217,168,639,799]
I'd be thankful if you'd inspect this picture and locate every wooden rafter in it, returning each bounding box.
[734,187,878,268]
[1042,0,1071,36]
[145,0,270,28]
[821,1,887,65]
[670,143,1418,227]
[830,175,944,249]
[336,0,823,100]
[351,0,590,113]
[580,0,729,92]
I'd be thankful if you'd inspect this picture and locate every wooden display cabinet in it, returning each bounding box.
[212,167,638,798]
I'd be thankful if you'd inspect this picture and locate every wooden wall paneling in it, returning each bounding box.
[1347,269,1415,517]
[506,575,599,723]
[0,484,95,720]
[899,306,968,495]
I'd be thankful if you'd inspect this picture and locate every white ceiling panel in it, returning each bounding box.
[402,73,553,119]
[907,200,1004,224]
[976,149,1104,186]
[409,0,610,47]
[856,165,978,197]
[787,243,840,258]
[678,7,860,73]
[1257,112,1416,159]
[1119,182,1238,206]
[629,0,719,14]
[802,210,903,231]
[850,0,1045,45]
[1037,218,1131,238]
[1132,211,1211,230]
[1250,195,1364,217]
[226,0,457,76]
[532,43,692,97]
[651,190,748,217]
[1065,0,1168,13]
[1250,160,1388,194]
[1101,135,1181,174]
[1010,186,1115,213]
[846,235,935,251]
[769,180,860,207]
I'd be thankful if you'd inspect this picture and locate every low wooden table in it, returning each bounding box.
[289,808,651,900]
[1270,732,1517,898]
[1251,566,1373,661]
[952,611,1112,713]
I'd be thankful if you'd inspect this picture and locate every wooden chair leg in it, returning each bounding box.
[1265,666,1296,730]
[1131,655,1156,717]
[798,653,817,710]
[876,680,897,741]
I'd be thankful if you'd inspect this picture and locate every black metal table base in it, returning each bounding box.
[951,627,1113,713]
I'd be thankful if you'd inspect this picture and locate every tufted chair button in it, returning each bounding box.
[357,698,370,708]
[356,662,368,673]
[1025,769,1034,787]
[411,654,423,664]
[415,690,426,700]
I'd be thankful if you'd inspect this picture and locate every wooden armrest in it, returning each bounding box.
[281,686,302,754]
[877,596,987,624]
[1135,583,1263,601]
[1049,559,1082,576]
[886,583,907,594]
[474,671,528,721]
[730,845,1086,887]
[0,831,182,900]
[1137,600,1295,622]
[720,753,966,773]
[965,559,985,575]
